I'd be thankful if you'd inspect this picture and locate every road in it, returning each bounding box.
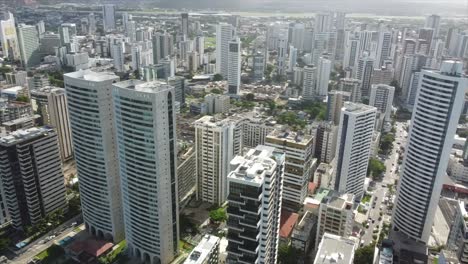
[11,215,82,264]
[361,122,408,246]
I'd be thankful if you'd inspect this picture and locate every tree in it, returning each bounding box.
[354,244,375,264]
[245,93,255,101]
[379,133,395,155]
[211,88,222,94]
[209,207,227,223]
[213,74,223,81]
[278,244,301,264]
[16,95,29,103]
[390,79,402,96]
[0,237,10,251]
[367,158,386,179]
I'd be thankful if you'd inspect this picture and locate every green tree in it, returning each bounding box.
[211,88,222,94]
[0,66,12,78]
[0,237,10,251]
[213,74,223,81]
[367,158,386,179]
[16,95,29,103]
[390,79,401,96]
[209,207,227,223]
[245,93,255,101]
[354,243,375,264]
[379,133,395,155]
[278,244,301,264]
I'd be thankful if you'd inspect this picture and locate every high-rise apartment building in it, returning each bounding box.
[392,61,467,244]
[64,70,124,242]
[216,23,234,79]
[425,14,441,37]
[102,5,116,31]
[339,78,361,103]
[0,127,68,230]
[302,65,317,101]
[227,38,241,95]
[369,84,395,121]
[112,80,179,264]
[356,54,374,98]
[314,121,338,164]
[181,13,189,37]
[17,24,41,68]
[315,191,354,249]
[194,116,242,205]
[226,146,284,264]
[266,130,314,210]
[334,102,376,199]
[314,13,332,33]
[253,52,265,81]
[0,12,20,60]
[327,90,351,126]
[316,57,332,98]
[376,31,392,68]
[111,43,124,72]
[30,87,73,161]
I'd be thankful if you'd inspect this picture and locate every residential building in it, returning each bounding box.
[204,94,230,114]
[0,12,20,60]
[334,102,376,200]
[194,116,242,205]
[64,70,124,242]
[266,130,314,210]
[184,235,220,264]
[0,127,67,230]
[356,54,374,98]
[5,71,27,87]
[339,78,361,103]
[240,116,277,149]
[227,38,241,95]
[168,76,186,107]
[392,61,468,244]
[447,200,468,263]
[369,84,395,121]
[291,211,316,257]
[216,23,234,79]
[302,65,317,101]
[314,233,357,264]
[315,192,354,249]
[314,121,338,164]
[327,90,351,125]
[376,31,392,68]
[112,80,178,264]
[30,87,73,161]
[0,101,33,125]
[316,57,331,98]
[17,24,41,68]
[102,4,116,31]
[181,13,189,37]
[253,52,265,81]
[177,147,196,204]
[226,146,284,264]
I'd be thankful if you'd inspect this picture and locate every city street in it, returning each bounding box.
[361,121,408,246]
[11,215,82,264]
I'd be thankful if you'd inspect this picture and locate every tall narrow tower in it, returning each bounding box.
[392,61,468,243]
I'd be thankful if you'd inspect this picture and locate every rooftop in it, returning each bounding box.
[314,233,357,264]
[183,235,220,264]
[64,69,119,82]
[0,127,54,146]
[113,79,172,94]
[322,192,354,210]
[280,210,299,239]
[229,146,283,185]
[193,115,241,128]
[343,102,377,114]
[292,211,316,242]
[30,86,65,95]
[68,239,113,258]
[266,129,313,144]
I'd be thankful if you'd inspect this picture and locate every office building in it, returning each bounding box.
[0,12,20,60]
[369,84,395,121]
[227,38,241,95]
[64,70,124,242]
[315,192,354,249]
[392,61,468,244]
[302,65,317,101]
[30,87,73,161]
[314,233,356,264]
[216,23,234,79]
[0,127,67,230]
[102,5,116,31]
[184,235,220,264]
[112,80,178,264]
[327,90,351,126]
[17,24,41,68]
[316,57,332,98]
[194,116,242,205]
[339,78,361,103]
[334,102,376,199]
[226,146,284,264]
[266,130,314,210]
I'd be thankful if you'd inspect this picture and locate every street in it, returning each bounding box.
[361,121,408,246]
[10,215,82,264]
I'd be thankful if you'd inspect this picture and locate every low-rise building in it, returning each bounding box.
[291,211,317,257]
[314,233,357,264]
[184,235,220,264]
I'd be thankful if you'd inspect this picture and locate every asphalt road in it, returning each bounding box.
[361,122,408,246]
[10,215,82,264]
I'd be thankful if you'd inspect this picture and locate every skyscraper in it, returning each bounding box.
[112,80,179,264]
[88,13,96,34]
[376,31,392,68]
[181,13,189,37]
[340,78,361,103]
[369,84,395,121]
[102,4,116,31]
[194,116,242,205]
[315,13,332,33]
[17,24,41,68]
[392,61,468,244]
[30,87,73,161]
[64,70,124,242]
[227,38,241,95]
[277,35,288,76]
[226,146,284,264]
[302,65,317,101]
[327,90,351,125]
[316,57,332,97]
[111,43,125,72]
[334,102,377,200]
[0,12,20,60]
[216,23,234,79]
[0,127,68,230]
[425,14,441,37]
[356,54,374,98]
